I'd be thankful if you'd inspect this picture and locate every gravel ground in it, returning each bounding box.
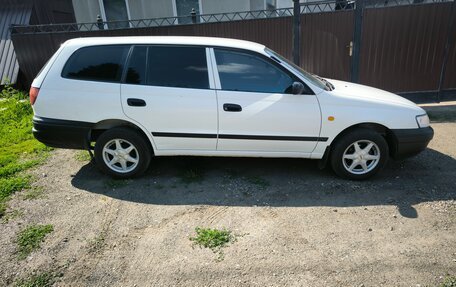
[0,122,455,286]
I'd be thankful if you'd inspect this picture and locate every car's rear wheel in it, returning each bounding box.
[94,127,151,178]
[330,128,388,180]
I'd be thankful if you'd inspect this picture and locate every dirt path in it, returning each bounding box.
[1,123,455,286]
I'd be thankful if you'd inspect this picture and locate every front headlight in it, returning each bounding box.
[416,114,430,128]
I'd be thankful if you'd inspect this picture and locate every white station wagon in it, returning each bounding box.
[30,36,433,180]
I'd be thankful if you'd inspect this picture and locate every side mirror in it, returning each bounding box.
[292,81,305,95]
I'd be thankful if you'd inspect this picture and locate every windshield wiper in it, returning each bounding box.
[314,75,334,91]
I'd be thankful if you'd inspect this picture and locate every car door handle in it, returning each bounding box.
[127,98,146,107]
[223,103,242,112]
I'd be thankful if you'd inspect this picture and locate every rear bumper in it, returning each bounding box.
[390,127,434,159]
[32,116,93,149]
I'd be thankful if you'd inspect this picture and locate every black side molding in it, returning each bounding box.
[152,132,328,142]
[152,132,217,139]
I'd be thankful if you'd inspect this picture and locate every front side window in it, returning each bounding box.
[214,49,295,94]
[62,45,130,82]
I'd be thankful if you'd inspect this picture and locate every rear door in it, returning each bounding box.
[121,45,218,151]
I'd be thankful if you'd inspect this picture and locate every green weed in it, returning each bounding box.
[88,226,109,253]
[0,176,31,201]
[440,276,456,287]
[22,187,45,200]
[17,224,54,259]
[0,202,6,217]
[74,151,92,162]
[2,209,23,223]
[190,227,236,261]
[15,272,54,287]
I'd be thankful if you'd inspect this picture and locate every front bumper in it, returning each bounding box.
[390,127,434,159]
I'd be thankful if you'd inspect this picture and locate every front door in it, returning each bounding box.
[211,48,322,155]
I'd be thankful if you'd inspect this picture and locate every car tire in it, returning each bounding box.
[330,128,389,180]
[94,127,152,178]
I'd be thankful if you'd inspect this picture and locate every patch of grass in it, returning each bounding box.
[0,86,51,216]
[2,209,23,223]
[104,179,130,189]
[88,231,107,252]
[155,183,164,190]
[0,202,6,217]
[22,187,45,200]
[0,176,32,201]
[440,276,456,287]
[190,227,236,261]
[15,272,54,287]
[17,224,54,259]
[246,175,270,190]
[74,150,92,162]
[179,168,204,184]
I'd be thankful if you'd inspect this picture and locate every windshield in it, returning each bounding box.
[264,48,330,91]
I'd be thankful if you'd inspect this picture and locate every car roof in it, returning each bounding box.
[64,36,266,53]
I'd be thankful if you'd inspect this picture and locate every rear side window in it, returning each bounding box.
[124,45,209,89]
[62,45,130,82]
[126,46,147,85]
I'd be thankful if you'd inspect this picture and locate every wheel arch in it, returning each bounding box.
[89,119,154,153]
[323,122,397,162]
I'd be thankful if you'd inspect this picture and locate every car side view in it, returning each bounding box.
[30,36,434,180]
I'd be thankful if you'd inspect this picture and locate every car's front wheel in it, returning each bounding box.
[94,127,151,178]
[330,128,389,180]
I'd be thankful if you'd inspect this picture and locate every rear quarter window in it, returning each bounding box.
[61,45,130,83]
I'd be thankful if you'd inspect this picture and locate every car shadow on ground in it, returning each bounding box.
[71,148,456,219]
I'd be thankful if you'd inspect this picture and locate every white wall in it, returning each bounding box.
[128,0,174,19]
[72,0,101,23]
[200,0,250,14]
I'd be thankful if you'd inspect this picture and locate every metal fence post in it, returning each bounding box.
[293,0,301,66]
[96,15,104,30]
[437,0,456,103]
[350,0,364,83]
[191,8,197,24]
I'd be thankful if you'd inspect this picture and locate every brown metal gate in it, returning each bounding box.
[359,2,454,93]
[9,0,456,102]
[300,11,354,81]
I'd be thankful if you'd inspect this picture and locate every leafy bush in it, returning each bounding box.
[0,83,28,100]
